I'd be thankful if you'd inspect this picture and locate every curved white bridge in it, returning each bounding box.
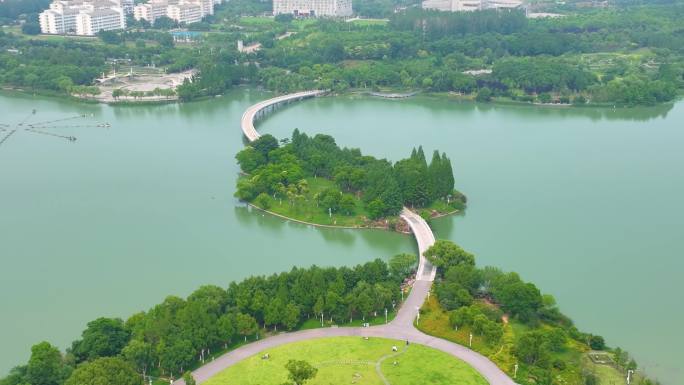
[178,92,517,385]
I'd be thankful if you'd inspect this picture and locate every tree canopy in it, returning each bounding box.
[236,131,459,220]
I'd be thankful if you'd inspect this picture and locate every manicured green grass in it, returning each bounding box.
[203,337,488,385]
[250,177,375,227]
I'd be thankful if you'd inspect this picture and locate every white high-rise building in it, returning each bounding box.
[133,0,168,23]
[133,0,214,24]
[273,0,352,17]
[39,0,125,35]
[76,8,126,35]
[422,0,521,12]
[167,3,202,23]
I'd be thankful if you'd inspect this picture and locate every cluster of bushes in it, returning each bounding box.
[236,131,461,219]
[0,256,415,385]
[449,304,504,345]
[424,239,626,383]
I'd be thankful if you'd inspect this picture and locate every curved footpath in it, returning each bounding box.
[178,92,517,385]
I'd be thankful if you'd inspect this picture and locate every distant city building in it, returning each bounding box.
[422,0,522,12]
[273,0,353,17]
[39,0,126,35]
[133,0,215,24]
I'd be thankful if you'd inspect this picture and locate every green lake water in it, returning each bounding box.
[0,91,682,384]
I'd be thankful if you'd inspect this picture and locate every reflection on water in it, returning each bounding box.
[319,93,676,122]
[234,204,415,250]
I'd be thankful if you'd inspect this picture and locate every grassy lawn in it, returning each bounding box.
[203,337,488,385]
[250,177,376,227]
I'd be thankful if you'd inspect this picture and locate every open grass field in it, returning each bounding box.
[250,177,375,227]
[203,336,488,385]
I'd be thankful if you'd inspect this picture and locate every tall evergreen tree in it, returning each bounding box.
[427,150,442,201]
[441,152,455,199]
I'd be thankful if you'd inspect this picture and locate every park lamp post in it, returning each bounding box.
[627,369,635,385]
[320,312,324,327]
[469,333,473,348]
[385,308,388,324]
[514,363,518,378]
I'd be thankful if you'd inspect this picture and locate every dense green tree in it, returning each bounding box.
[70,318,130,362]
[435,282,472,310]
[27,342,70,385]
[283,303,300,331]
[122,339,153,375]
[159,339,194,375]
[64,357,138,385]
[493,280,543,323]
[236,147,266,173]
[236,313,258,342]
[388,253,417,281]
[424,240,475,272]
[217,314,236,347]
[285,360,317,385]
[515,330,551,367]
[589,335,606,350]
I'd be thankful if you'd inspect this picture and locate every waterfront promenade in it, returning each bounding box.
[178,92,517,385]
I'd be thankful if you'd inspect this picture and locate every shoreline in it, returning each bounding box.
[2,86,678,110]
[246,202,414,234]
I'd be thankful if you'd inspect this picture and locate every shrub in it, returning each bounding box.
[255,193,271,210]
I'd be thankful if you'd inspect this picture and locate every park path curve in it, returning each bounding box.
[177,91,517,385]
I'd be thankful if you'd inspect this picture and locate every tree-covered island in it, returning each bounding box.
[235,130,466,228]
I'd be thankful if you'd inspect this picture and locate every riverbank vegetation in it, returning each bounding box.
[2,1,683,106]
[417,239,657,385]
[235,131,466,227]
[0,256,416,385]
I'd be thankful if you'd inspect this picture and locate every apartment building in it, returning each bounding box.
[272,0,352,17]
[422,0,522,12]
[39,0,125,35]
[133,0,214,24]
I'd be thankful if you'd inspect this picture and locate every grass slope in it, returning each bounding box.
[204,336,488,385]
[250,177,374,227]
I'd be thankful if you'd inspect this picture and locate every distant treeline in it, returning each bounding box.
[236,130,461,219]
[0,0,49,22]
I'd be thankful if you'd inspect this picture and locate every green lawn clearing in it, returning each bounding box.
[203,336,488,385]
[249,177,375,227]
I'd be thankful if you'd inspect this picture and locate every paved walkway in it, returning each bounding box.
[176,92,518,385]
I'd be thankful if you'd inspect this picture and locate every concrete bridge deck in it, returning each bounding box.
[178,91,517,385]
[240,90,325,142]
